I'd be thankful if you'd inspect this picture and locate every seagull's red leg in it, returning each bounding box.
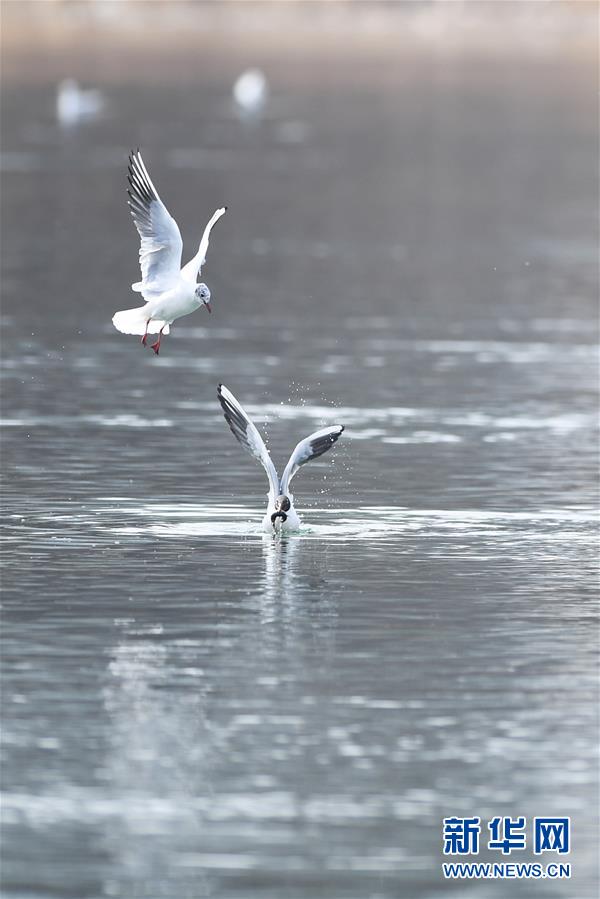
[141,319,150,347]
[151,326,165,355]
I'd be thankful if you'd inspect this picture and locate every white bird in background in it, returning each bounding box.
[56,78,104,127]
[218,385,344,533]
[233,68,268,118]
[112,150,227,354]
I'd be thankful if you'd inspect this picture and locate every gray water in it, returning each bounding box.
[1,48,599,899]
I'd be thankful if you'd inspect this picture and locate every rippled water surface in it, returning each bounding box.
[1,37,599,899]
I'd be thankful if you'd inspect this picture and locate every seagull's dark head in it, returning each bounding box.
[271,495,291,527]
[195,282,212,313]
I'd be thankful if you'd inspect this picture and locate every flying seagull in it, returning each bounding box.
[217,384,344,532]
[112,150,226,354]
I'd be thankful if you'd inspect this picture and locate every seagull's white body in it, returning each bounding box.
[217,385,344,534]
[263,501,301,534]
[132,282,201,332]
[112,151,226,352]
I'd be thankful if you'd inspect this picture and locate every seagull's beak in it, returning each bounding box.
[204,302,212,314]
[270,511,287,528]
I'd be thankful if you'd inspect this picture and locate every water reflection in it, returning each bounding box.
[259,534,338,648]
[102,619,215,897]
[97,538,341,895]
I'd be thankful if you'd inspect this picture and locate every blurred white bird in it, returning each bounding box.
[56,78,104,127]
[112,150,227,355]
[233,68,268,117]
[218,385,344,533]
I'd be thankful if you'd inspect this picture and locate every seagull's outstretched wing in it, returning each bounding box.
[280,425,344,495]
[181,206,227,283]
[127,150,183,298]
[218,385,279,503]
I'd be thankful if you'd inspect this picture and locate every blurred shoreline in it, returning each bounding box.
[2,0,597,85]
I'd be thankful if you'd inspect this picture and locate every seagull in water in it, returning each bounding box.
[112,150,226,354]
[218,385,344,533]
[233,68,268,119]
[56,78,104,127]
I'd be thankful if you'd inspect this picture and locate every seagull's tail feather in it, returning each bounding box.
[112,307,170,336]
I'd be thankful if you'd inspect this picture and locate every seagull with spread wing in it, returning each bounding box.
[112,150,226,354]
[218,384,345,532]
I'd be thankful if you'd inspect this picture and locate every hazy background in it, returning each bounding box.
[1,2,598,898]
